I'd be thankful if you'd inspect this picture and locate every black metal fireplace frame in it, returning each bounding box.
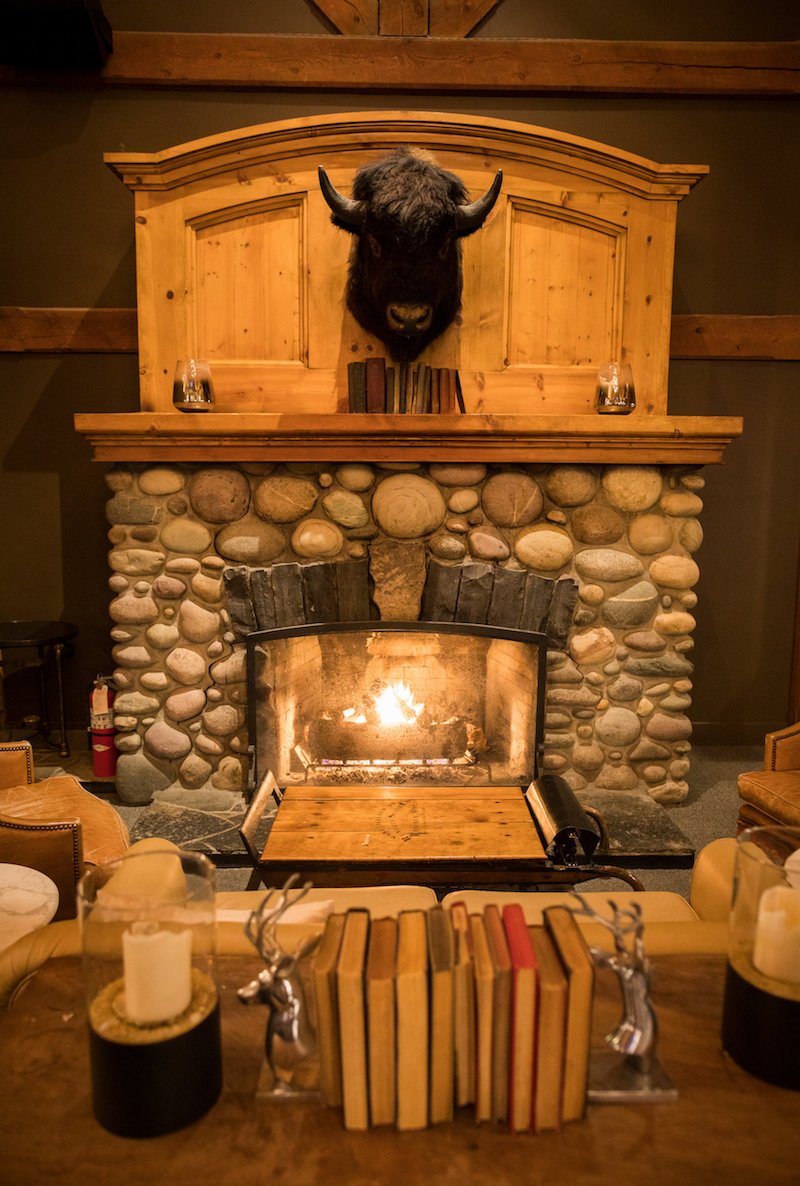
[245,619,549,798]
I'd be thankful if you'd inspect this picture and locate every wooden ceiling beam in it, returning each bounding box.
[1,33,797,96]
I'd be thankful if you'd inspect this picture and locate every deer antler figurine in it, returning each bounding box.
[238,874,322,1097]
[569,892,677,1102]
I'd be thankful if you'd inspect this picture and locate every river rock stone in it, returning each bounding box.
[114,691,161,716]
[468,528,510,562]
[114,733,141,754]
[428,462,486,487]
[594,764,639,790]
[166,557,201,574]
[144,720,192,760]
[629,737,671,761]
[601,466,662,511]
[188,467,250,523]
[645,712,693,741]
[626,655,693,678]
[131,527,159,543]
[649,779,689,804]
[514,527,573,570]
[372,474,445,538]
[178,600,220,643]
[195,732,225,756]
[594,706,642,746]
[140,672,169,692]
[106,493,164,526]
[579,584,605,606]
[607,674,644,701]
[547,686,602,708]
[369,539,427,619]
[574,549,644,583]
[542,465,598,507]
[322,489,370,529]
[626,514,671,556]
[145,623,181,649]
[167,496,188,515]
[151,575,186,599]
[111,645,153,668]
[571,505,625,545]
[648,555,700,589]
[109,549,165,576]
[255,475,318,523]
[110,593,159,625]
[106,469,133,492]
[623,630,666,652]
[210,650,247,685]
[654,611,696,636]
[211,756,245,792]
[115,752,173,805]
[190,572,223,603]
[138,467,185,495]
[429,533,466,560]
[165,689,207,721]
[569,627,616,665]
[216,515,286,565]
[661,491,703,517]
[572,743,605,774]
[179,753,213,788]
[202,703,244,737]
[291,518,344,558]
[165,647,208,685]
[336,463,375,492]
[679,519,704,552]
[482,472,543,527]
[160,519,213,554]
[602,581,659,627]
[448,489,480,514]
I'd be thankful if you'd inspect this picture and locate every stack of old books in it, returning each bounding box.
[312,902,594,1132]
[346,358,465,413]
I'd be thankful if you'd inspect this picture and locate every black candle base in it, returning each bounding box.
[89,1001,222,1137]
[722,962,800,1091]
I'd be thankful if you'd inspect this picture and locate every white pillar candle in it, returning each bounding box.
[123,922,193,1025]
[752,885,800,985]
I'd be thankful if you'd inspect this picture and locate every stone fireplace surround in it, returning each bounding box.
[106,457,702,811]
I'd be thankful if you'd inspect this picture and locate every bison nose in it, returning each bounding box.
[387,304,433,335]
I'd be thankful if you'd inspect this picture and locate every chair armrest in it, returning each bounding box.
[0,741,35,788]
[239,770,281,867]
[765,721,800,771]
[689,837,737,921]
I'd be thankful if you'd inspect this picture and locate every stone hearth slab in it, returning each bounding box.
[129,801,248,863]
[580,786,694,866]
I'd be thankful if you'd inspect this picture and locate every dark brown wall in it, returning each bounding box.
[1,1,798,743]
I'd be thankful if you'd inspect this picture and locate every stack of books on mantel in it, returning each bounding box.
[347,358,466,414]
[312,901,594,1132]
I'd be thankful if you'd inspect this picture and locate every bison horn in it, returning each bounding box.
[318,166,366,228]
[454,170,503,235]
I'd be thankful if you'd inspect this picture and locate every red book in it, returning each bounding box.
[502,903,538,1132]
[365,356,387,413]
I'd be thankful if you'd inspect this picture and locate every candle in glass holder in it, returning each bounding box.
[123,923,193,1025]
[752,885,800,984]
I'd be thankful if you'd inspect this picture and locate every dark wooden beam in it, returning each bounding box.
[670,315,800,361]
[429,1,503,39]
[3,308,798,360]
[0,33,797,95]
[308,1,378,36]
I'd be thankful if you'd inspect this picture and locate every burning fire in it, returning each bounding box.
[343,681,425,728]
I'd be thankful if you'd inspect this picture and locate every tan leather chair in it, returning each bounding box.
[0,741,129,868]
[737,721,800,831]
[0,813,83,922]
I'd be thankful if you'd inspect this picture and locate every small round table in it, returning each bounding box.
[0,620,78,757]
[0,863,59,952]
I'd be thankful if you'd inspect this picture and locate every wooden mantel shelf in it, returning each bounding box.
[74,412,742,466]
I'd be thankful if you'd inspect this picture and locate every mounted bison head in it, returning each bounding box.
[319,148,502,362]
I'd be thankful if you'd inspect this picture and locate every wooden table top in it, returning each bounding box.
[2,953,798,1185]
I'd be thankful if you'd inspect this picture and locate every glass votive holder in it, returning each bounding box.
[173,358,215,411]
[721,825,800,1090]
[595,361,636,415]
[78,843,222,1136]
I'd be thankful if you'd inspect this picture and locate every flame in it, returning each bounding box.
[374,681,425,727]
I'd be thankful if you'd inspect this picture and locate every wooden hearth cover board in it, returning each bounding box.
[105,111,708,418]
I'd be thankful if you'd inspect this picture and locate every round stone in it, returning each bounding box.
[654,611,696,636]
[255,475,318,523]
[594,764,639,790]
[167,496,188,515]
[106,469,133,492]
[211,756,245,792]
[188,467,250,523]
[109,549,165,576]
[322,489,370,529]
[623,629,666,652]
[574,549,644,583]
[210,650,247,685]
[160,519,213,554]
[601,466,662,511]
[115,733,141,754]
[139,672,169,692]
[628,514,674,555]
[468,528,510,562]
[195,732,225,756]
[429,534,466,560]
[336,464,375,492]
[178,600,220,643]
[109,593,159,625]
[165,689,207,721]
[645,712,693,741]
[607,674,644,701]
[446,517,468,534]
[542,465,598,507]
[572,744,605,774]
[113,691,160,716]
[291,518,344,558]
[166,557,201,574]
[372,475,445,538]
[679,519,704,553]
[130,528,158,543]
[571,505,625,545]
[579,584,605,606]
[145,623,181,649]
[144,720,192,760]
[661,491,703,517]
[649,780,690,804]
[568,627,616,665]
[514,527,573,570]
[428,463,486,487]
[202,703,244,737]
[138,467,185,495]
[216,515,286,565]
[648,555,700,590]
[106,493,163,526]
[165,647,208,685]
[482,472,543,528]
[448,489,480,514]
[191,573,223,603]
[115,752,172,805]
[151,575,186,599]
[594,706,642,747]
[179,753,213,788]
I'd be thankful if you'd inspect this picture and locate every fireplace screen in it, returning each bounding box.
[246,622,547,791]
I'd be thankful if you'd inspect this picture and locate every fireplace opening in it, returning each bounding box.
[246,622,548,792]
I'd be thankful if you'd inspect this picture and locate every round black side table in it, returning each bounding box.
[0,620,78,757]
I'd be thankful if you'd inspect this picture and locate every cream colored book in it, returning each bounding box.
[313,911,347,1108]
[468,911,495,1124]
[426,904,455,1125]
[543,905,594,1123]
[484,904,512,1125]
[448,900,476,1108]
[529,924,567,1132]
[366,915,398,1126]
[395,910,429,1131]
[336,909,370,1131]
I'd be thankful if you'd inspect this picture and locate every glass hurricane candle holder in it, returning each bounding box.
[78,843,222,1136]
[595,361,636,415]
[721,825,800,1090]
[173,358,215,411]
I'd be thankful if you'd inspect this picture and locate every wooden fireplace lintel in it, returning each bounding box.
[74,411,742,465]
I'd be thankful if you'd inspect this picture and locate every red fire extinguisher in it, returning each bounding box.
[90,675,117,778]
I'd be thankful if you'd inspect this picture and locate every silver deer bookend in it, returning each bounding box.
[238,875,322,1097]
[570,893,678,1103]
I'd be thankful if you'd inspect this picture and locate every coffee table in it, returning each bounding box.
[1,953,798,1184]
